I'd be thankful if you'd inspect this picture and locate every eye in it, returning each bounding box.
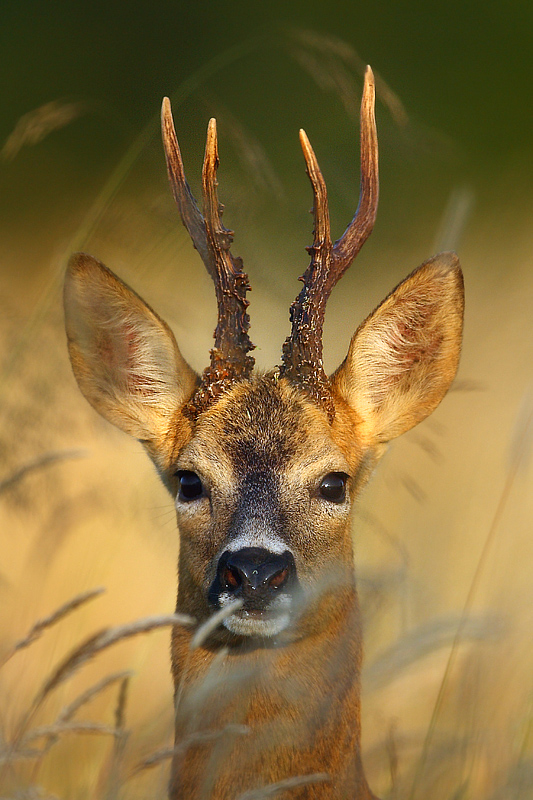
[318,472,348,503]
[176,470,204,501]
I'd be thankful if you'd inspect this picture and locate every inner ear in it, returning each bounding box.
[64,252,198,441]
[332,252,464,443]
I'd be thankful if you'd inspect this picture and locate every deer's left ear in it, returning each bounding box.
[64,252,198,442]
[332,252,464,443]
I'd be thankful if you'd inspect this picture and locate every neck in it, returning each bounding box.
[170,581,373,800]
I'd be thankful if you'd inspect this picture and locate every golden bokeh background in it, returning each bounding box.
[1,3,533,797]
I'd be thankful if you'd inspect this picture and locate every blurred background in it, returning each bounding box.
[1,1,533,797]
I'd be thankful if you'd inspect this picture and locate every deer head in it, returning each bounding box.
[64,67,463,798]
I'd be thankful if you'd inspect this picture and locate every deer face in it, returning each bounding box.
[168,377,363,638]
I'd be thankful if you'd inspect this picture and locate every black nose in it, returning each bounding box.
[212,547,296,605]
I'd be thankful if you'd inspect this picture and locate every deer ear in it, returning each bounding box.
[332,252,464,443]
[64,252,198,441]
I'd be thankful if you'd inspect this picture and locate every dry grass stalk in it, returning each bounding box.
[102,676,131,800]
[365,615,501,692]
[0,36,268,395]
[236,772,330,799]
[1,100,86,161]
[2,723,117,771]
[433,185,475,254]
[35,613,193,706]
[0,587,105,669]
[173,645,235,733]
[0,450,87,497]
[0,748,45,764]
[130,724,249,776]
[113,675,130,733]
[289,29,408,127]
[56,671,132,725]
[387,721,399,800]
[189,600,243,650]
[23,721,118,746]
[1,673,132,774]
[409,394,533,798]
[0,788,60,800]
[172,605,244,734]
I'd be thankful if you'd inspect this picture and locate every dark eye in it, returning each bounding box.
[318,472,348,503]
[176,470,203,501]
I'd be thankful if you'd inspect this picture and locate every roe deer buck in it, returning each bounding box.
[64,67,464,799]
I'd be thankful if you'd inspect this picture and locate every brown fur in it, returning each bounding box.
[64,232,463,798]
[165,376,375,798]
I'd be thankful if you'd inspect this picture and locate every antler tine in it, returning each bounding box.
[202,118,230,283]
[200,118,255,380]
[162,103,254,418]
[161,98,210,269]
[279,127,334,415]
[279,66,379,420]
[299,129,332,262]
[332,66,379,274]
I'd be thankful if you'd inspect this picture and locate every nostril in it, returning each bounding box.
[223,566,241,590]
[268,567,289,590]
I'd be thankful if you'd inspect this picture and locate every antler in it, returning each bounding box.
[161,68,377,420]
[161,100,255,416]
[279,66,379,419]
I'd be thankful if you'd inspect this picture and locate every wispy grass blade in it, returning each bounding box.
[23,721,118,745]
[0,748,49,764]
[57,671,132,724]
[35,613,193,706]
[0,450,88,497]
[365,615,502,692]
[130,724,249,777]
[190,600,243,650]
[1,100,87,161]
[172,603,242,724]
[103,674,131,800]
[113,675,130,733]
[287,28,408,127]
[409,391,533,798]
[237,773,330,799]
[7,612,192,761]
[0,587,105,669]
[0,33,271,398]
[6,671,132,768]
[433,185,475,253]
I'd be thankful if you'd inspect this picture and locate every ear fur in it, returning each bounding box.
[64,252,198,441]
[332,251,464,443]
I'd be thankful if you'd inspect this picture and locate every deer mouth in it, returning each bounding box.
[221,596,293,638]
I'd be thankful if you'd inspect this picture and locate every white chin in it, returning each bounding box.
[223,610,291,638]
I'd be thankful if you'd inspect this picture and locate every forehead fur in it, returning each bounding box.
[186,375,335,475]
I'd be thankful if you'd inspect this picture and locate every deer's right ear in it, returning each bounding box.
[64,253,198,441]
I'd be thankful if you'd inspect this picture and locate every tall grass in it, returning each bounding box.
[1,30,533,800]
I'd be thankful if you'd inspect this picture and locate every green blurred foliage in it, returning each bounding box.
[2,0,532,160]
